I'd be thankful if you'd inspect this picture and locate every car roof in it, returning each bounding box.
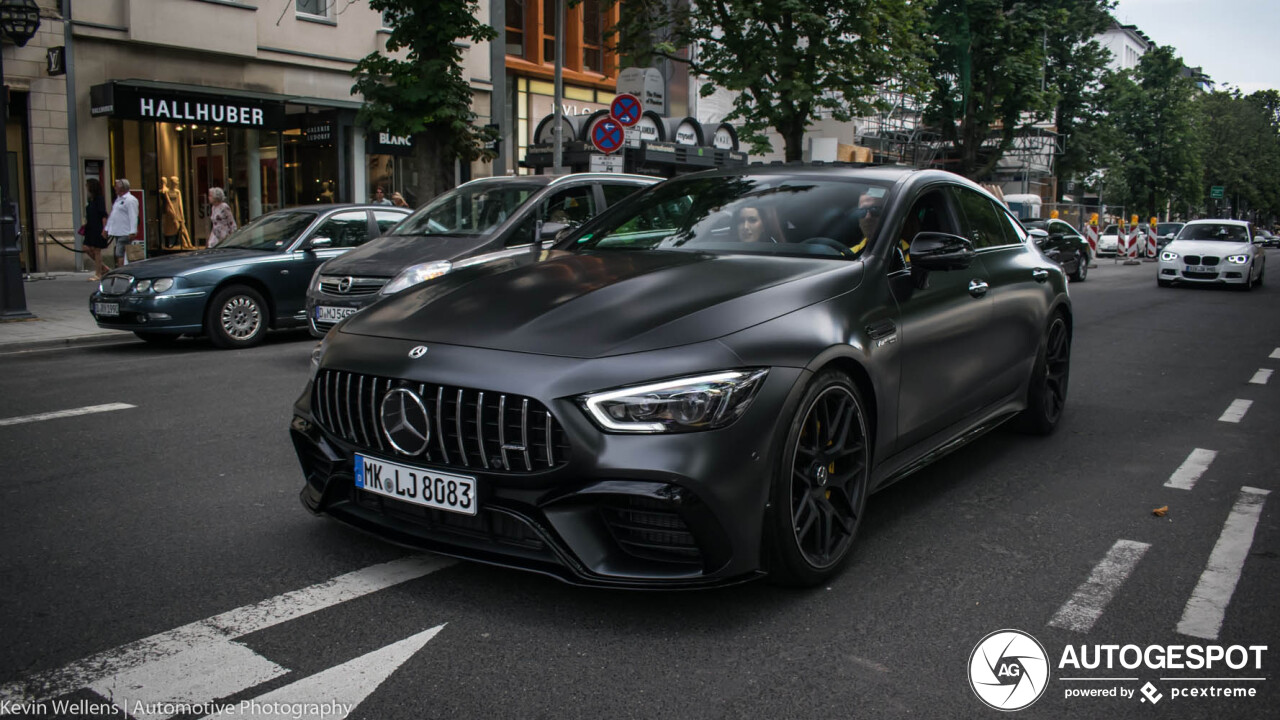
[455,173,661,190]
[273,204,411,213]
[1183,219,1249,227]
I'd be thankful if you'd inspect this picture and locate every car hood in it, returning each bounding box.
[340,250,862,358]
[1165,240,1252,256]
[115,248,281,278]
[318,234,489,276]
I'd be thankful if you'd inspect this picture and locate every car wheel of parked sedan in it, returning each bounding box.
[765,370,870,587]
[1013,313,1070,435]
[133,331,180,345]
[207,285,268,349]
[1071,251,1088,282]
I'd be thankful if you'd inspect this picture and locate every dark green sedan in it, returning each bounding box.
[89,204,410,348]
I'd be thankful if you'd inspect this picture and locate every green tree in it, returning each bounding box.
[1044,1,1114,201]
[924,0,1059,179]
[1194,89,1280,221]
[609,0,932,161]
[352,0,496,196]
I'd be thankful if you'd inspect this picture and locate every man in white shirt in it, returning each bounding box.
[104,178,140,268]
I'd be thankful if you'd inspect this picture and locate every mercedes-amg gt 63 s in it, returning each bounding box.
[291,166,1072,589]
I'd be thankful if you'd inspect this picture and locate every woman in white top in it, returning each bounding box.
[207,187,238,248]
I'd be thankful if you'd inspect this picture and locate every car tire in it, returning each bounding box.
[1012,313,1070,436]
[133,331,180,345]
[764,370,871,587]
[206,284,268,349]
[1070,252,1088,282]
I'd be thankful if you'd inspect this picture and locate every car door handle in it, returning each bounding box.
[968,279,989,298]
[865,319,896,340]
[1032,268,1050,282]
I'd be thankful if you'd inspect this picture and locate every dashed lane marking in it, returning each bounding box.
[1165,448,1217,491]
[1270,348,1280,360]
[1177,487,1271,640]
[1217,399,1253,423]
[1049,540,1151,633]
[0,556,454,706]
[0,403,135,427]
[1249,369,1273,385]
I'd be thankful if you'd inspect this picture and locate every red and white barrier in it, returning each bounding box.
[1127,226,1140,260]
[1085,225,1099,256]
[1145,228,1157,258]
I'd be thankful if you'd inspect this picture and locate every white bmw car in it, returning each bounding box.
[1158,219,1265,289]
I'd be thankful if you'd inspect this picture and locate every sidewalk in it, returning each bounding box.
[0,273,135,352]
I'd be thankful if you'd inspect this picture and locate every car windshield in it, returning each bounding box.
[1103,225,1118,235]
[390,181,542,236]
[571,175,890,260]
[217,210,317,251]
[1157,223,1183,235]
[1177,224,1250,241]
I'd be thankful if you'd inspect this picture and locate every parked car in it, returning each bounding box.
[1024,218,1090,281]
[1097,224,1121,256]
[1256,228,1280,248]
[292,165,1073,588]
[1156,222,1185,250]
[305,173,660,337]
[1158,219,1265,289]
[89,204,411,347]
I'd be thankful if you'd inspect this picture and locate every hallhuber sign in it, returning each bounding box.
[89,82,287,130]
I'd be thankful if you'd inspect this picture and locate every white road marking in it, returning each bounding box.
[204,625,446,720]
[90,641,288,720]
[1177,487,1271,640]
[1271,348,1280,360]
[0,556,454,705]
[1049,540,1151,633]
[1249,369,1273,385]
[1217,399,1253,423]
[1165,448,1217,491]
[0,403,135,427]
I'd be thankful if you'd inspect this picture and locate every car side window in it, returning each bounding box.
[505,186,598,247]
[601,183,645,208]
[889,188,961,269]
[311,211,370,248]
[950,187,1013,249]
[373,211,406,235]
[995,207,1029,245]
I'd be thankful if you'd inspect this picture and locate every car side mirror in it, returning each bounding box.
[1027,228,1048,246]
[910,232,975,271]
[308,236,333,250]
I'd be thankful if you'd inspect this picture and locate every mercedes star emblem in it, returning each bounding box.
[408,346,428,359]
[379,388,431,456]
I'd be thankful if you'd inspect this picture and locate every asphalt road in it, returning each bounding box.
[0,256,1276,720]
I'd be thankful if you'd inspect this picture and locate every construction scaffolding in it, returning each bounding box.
[856,86,940,168]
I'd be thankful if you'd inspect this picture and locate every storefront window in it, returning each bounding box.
[282,109,339,208]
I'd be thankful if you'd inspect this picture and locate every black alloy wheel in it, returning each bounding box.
[206,284,268,349]
[1071,251,1088,281]
[766,370,871,586]
[1014,314,1070,435]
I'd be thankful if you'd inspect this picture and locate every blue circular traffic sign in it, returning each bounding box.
[592,119,625,154]
[610,93,642,127]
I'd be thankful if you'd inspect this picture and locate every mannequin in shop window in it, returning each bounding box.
[319,181,335,204]
[164,176,194,250]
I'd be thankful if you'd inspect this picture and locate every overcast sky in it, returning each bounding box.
[1111,0,1279,93]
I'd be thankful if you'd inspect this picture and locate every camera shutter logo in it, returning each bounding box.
[968,629,1050,711]
[379,388,431,456]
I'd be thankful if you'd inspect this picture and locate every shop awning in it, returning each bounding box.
[89,80,367,130]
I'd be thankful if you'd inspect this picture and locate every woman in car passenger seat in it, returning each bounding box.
[735,203,784,243]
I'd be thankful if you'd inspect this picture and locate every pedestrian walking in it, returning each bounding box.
[206,187,237,248]
[104,179,140,268]
[390,191,409,208]
[371,186,393,206]
[82,178,111,280]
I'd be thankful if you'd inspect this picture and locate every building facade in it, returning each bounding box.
[14,0,494,271]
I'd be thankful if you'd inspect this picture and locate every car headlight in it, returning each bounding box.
[381,261,453,295]
[152,278,174,292]
[134,279,152,292]
[1160,251,1178,262]
[579,369,769,433]
[1227,254,1249,264]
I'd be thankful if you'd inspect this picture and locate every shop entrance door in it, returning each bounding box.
[190,127,228,247]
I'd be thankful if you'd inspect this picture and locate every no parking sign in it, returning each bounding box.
[610,94,642,127]
[592,119,625,155]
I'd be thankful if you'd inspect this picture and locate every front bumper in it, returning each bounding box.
[1157,259,1251,285]
[89,290,207,333]
[291,335,806,588]
[305,292,381,338]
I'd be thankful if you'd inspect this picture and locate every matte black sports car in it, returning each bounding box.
[291,166,1073,588]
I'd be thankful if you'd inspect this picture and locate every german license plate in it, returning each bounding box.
[355,454,477,516]
[93,302,119,317]
[1186,265,1213,273]
[316,305,358,322]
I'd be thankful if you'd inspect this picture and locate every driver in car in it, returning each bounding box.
[849,191,886,255]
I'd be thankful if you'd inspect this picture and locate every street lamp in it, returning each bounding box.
[1,0,42,320]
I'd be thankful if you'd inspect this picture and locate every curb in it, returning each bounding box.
[0,332,137,354]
